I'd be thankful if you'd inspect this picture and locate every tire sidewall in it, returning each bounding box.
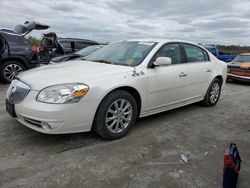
[94,90,138,140]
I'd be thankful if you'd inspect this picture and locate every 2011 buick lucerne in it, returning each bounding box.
[6,40,227,140]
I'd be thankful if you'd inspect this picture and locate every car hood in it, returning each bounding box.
[228,62,250,69]
[18,60,133,90]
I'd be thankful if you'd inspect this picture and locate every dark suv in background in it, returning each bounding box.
[0,21,101,83]
[0,21,48,83]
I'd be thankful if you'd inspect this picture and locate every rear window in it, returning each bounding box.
[232,55,250,63]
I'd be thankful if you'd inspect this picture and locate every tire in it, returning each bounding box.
[0,61,25,84]
[203,78,222,107]
[93,90,138,140]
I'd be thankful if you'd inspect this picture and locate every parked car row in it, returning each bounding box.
[0,21,103,83]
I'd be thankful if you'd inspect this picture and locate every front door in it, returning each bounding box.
[146,43,189,112]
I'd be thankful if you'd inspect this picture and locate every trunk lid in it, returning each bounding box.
[14,21,49,36]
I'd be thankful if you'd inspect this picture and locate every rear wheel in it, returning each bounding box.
[0,61,25,83]
[203,78,222,107]
[93,90,138,140]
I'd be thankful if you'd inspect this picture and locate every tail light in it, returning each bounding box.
[31,45,38,53]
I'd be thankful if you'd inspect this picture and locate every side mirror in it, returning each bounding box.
[154,57,172,66]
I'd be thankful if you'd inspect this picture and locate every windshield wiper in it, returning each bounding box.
[93,59,114,64]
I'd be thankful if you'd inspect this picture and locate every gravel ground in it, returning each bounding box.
[0,81,249,188]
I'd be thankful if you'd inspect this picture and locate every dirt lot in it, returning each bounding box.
[0,82,249,188]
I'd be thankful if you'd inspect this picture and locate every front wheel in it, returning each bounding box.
[93,90,138,140]
[203,78,222,107]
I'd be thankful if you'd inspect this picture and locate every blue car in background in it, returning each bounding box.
[202,44,236,62]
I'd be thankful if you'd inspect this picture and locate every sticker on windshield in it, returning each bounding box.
[127,58,134,66]
[138,42,155,46]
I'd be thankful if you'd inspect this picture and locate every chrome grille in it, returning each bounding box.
[6,79,31,104]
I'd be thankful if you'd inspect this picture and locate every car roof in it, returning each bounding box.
[126,38,201,45]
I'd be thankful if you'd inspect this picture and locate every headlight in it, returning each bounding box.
[37,83,89,104]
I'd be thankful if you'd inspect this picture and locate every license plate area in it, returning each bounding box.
[6,99,16,117]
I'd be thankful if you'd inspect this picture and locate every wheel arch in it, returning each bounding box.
[94,86,142,120]
[214,75,223,84]
[113,86,142,117]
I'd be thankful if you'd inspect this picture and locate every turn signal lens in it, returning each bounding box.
[73,88,89,97]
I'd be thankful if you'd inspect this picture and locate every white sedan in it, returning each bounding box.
[6,39,227,140]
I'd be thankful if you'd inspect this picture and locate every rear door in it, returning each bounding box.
[181,43,213,97]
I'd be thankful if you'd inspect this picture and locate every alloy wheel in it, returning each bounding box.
[3,64,24,81]
[105,99,133,133]
[210,82,220,104]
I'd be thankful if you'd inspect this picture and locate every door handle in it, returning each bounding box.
[179,72,188,77]
[206,68,212,72]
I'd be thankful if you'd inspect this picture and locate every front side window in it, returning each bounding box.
[152,43,183,65]
[85,41,157,66]
[183,44,207,63]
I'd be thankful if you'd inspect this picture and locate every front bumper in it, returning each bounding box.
[13,90,99,134]
[227,73,250,82]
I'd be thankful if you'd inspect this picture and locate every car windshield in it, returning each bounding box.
[232,55,250,63]
[76,45,102,57]
[84,41,157,66]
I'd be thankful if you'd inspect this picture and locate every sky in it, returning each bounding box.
[0,0,250,45]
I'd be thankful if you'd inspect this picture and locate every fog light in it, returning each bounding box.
[41,122,51,130]
[41,121,64,130]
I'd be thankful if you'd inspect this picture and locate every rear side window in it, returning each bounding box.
[183,44,209,62]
